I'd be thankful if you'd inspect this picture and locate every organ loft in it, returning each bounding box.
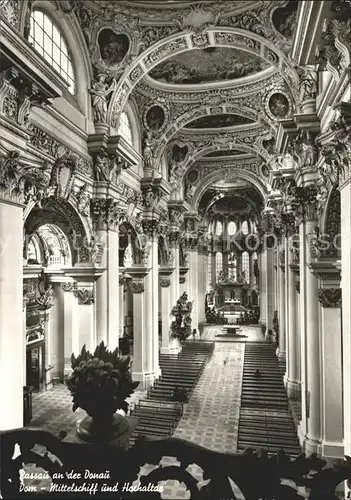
[0,0,350,498]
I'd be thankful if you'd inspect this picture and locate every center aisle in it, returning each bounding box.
[173,326,245,453]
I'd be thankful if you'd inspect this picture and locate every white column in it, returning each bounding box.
[278,248,286,358]
[286,243,301,399]
[75,286,95,351]
[118,273,125,337]
[260,248,274,329]
[60,282,79,376]
[129,268,155,389]
[188,246,199,328]
[150,236,160,378]
[0,199,24,429]
[318,287,343,459]
[92,197,123,351]
[159,271,173,354]
[341,177,351,461]
[197,248,208,324]
[298,217,322,455]
[179,273,188,295]
[169,234,180,308]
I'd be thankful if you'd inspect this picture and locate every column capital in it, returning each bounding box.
[168,202,186,227]
[169,230,181,244]
[60,281,76,292]
[73,288,94,305]
[142,218,161,239]
[0,150,26,205]
[181,231,198,250]
[90,197,126,231]
[130,281,144,294]
[159,277,171,288]
[317,288,342,308]
[293,184,323,222]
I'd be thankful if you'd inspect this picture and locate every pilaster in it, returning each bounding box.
[127,266,157,389]
[313,265,343,460]
[0,193,24,429]
[90,196,126,350]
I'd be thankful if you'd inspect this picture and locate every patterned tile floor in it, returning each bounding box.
[28,325,253,499]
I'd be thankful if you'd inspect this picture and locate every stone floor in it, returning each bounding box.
[27,325,259,499]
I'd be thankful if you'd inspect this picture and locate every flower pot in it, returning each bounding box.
[76,412,132,449]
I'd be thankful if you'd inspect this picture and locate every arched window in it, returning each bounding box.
[118,112,132,145]
[216,252,223,281]
[228,221,237,236]
[242,252,250,281]
[241,221,249,235]
[215,221,223,236]
[29,10,75,93]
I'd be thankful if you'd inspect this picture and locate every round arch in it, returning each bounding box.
[107,27,299,126]
[154,104,276,160]
[24,197,91,265]
[21,0,93,118]
[169,142,270,190]
[190,168,268,212]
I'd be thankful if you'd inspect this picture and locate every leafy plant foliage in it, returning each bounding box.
[66,342,139,416]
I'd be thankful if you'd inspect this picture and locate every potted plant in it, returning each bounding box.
[170,292,193,344]
[66,342,139,446]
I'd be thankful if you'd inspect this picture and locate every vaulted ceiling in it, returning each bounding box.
[77,0,300,218]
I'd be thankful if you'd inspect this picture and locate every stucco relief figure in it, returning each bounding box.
[76,183,90,216]
[297,66,318,101]
[298,131,317,168]
[143,132,155,170]
[90,74,116,123]
[184,183,196,203]
[94,152,109,181]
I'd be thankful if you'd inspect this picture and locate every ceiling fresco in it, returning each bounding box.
[204,149,248,157]
[185,114,254,129]
[148,47,269,85]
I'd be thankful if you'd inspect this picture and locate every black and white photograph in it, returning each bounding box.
[0,0,350,499]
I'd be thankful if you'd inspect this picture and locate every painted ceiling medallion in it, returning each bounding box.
[145,105,165,130]
[268,92,290,119]
[149,48,269,84]
[98,29,130,66]
[185,114,254,129]
[171,144,188,163]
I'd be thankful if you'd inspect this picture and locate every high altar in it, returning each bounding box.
[215,252,248,318]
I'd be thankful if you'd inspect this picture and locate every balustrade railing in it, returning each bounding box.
[0,427,350,499]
